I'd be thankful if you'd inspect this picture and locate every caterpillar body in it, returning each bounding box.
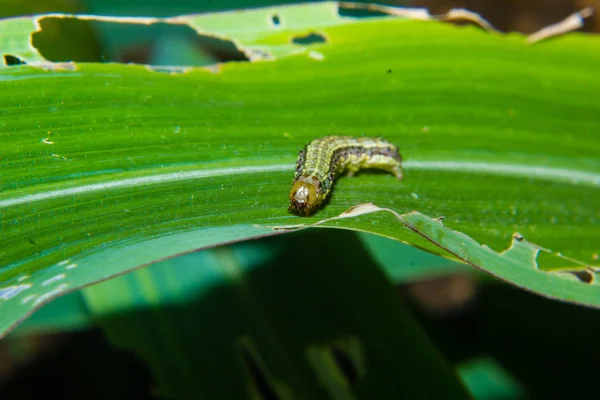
[289,136,403,216]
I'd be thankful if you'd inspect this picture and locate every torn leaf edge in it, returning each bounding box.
[0,2,593,70]
[257,203,598,293]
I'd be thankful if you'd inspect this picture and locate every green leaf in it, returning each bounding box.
[6,290,91,334]
[358,232,471,283]
[8,233,468,336]
[457,357,525,400]
[81,230,472,399]
[1,3,599,338]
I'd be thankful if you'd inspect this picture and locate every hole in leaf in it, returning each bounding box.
[291,32,327,45]
[31,17,104,63]
[32,16,249,67]
[271,13,281,26]
[305,337,365,396]
[239,344,281,400]
[330,345,360,385]
[3,55,26,66]
[570,270,594,284]
[337,4,392,19]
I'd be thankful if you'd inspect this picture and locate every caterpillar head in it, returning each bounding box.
[289,176,320,216]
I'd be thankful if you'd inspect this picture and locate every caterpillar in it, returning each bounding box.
[289,136,403,216]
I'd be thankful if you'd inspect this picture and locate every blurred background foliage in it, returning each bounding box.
[1,1,599,399]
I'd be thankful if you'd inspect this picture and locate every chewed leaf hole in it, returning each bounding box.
[337,3,392,19]
[569,270,594,284]
[239,343,282,400]
[291,32,327,45]
[3,55,27,66]
[330,345,360,384]
[31,16,249,67]
[271,13,281,27]
[305,337,365,393]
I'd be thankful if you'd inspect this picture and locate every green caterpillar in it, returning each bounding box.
[289,136,403,216]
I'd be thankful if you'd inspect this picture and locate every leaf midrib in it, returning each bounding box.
[1,160,598,210]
